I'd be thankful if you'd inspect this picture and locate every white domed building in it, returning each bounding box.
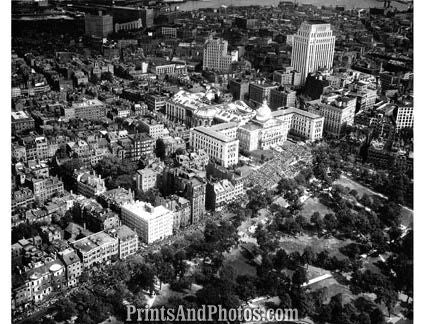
[237,99,288,152]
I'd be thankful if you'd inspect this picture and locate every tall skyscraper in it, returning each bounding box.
[203,37,233,72]
[85,11,113,38]
[291,20,336,85]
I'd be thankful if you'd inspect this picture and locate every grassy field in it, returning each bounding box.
[300,197,334,220]
[334,175,413,227]
[278,233,352,260]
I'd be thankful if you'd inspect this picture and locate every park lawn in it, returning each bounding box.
[278,234,352,260]
[334,175,413,228]
[300,197,334,221]
[334,175,380,198]
[152,283,203,307]
[309,276,355,304]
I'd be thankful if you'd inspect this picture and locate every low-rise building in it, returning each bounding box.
[136,168,160,192]
[72,231,118,268]
[74,170,107,198]
[58,248,82,287]
[206,179,244,211]
[107,225,139,259]
[31,176,64,204]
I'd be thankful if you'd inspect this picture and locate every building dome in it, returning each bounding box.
[255,99,272,122]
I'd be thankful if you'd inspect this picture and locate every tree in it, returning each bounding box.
[235,275,257,301]
[302,247,315,269]
[376,286,398,317]
[292,267,307,287]
[323,213,338,231]
[310,212,323,231]
[54,297,78,322]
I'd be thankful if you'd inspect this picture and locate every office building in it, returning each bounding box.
[229,79,250,101]
[203,37,233,72]
[273,67,302,88]
[272,108,324,141]
[249,82,278,106]
[270,87,297,109]
[291,21,335,84]
[190,124,239,168]
[85,11,113,38]
[306,94,356,137]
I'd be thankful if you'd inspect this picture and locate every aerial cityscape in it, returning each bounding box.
[11,0,413,323]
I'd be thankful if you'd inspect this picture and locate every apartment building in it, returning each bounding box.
[121,201,174,244]
[58,248,82,287]
[206,179,244,211]
[107,225,139,259]
[139,118,164,139]
[31,176,64,204]
[72,231,119,268]
[74,170,106,198]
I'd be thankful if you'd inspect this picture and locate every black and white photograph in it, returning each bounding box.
[8,0,417,323]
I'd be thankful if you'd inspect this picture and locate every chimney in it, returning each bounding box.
[98,10,103,16]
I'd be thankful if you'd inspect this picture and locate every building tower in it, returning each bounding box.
[202,37,233,72]
[291,20,336,85]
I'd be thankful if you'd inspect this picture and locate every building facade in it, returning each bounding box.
[203,37,233,72]
[121,201,174,244]
[291,21,336,84]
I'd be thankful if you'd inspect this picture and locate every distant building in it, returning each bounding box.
[115,18,142,32]
[229,79,250,101]
[249,82,278,106]
[273,67,302,88]
[121,201,174,244]
[291,21,336,84]
[85,11,113,38]
[203,37,233,72]
[11,111,35,135]
[64,99,106,121]
[270,87,297,109]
